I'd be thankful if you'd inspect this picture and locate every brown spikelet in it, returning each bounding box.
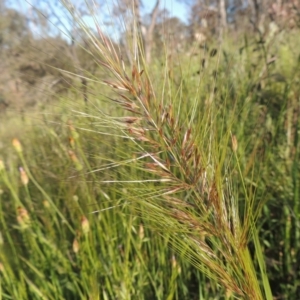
[103,80,127,91]
[132,65,138,82]
[182,128,192,148]
[119,117,141,124]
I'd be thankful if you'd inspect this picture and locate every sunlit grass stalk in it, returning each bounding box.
[0,159,22,208]
[11,138,75,234]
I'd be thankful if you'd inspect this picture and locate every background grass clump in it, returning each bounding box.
[1,0,300,299]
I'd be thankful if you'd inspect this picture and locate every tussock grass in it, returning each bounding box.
[0,1,300,299]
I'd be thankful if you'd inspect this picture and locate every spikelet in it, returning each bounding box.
[231,134,238,152]
[17,207,30,229]
[19,167,29,186]
[73,238,80,253]
[171,255,177,269]
[69,137,75,149]
[68,120,79,139]
[12,138,22,153]
[68,150,83,171]
[171,255,181,274]
[138,223,144,240]
[43,200,50,208]
[81,216,90,235]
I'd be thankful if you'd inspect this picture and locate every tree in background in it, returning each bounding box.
[112,0,161,63]
[1,0,300,109]
[185,0,300,41]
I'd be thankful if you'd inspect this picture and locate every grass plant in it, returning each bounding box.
[0,1,300,299]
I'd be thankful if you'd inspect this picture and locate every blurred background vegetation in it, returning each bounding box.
[0,0,300,299]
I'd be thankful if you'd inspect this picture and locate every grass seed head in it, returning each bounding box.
[12,138,22,153]
[68,150,83,171]
[81,216,90,235]
[138,223,144,240]
[231,134,238,152]
[69,137,75,149]
[68,120,79,139]
[73,238,80,253]
[19,167,29,186]
[43,200,50,208]
[17,206,30,229]
[171,255,177,268]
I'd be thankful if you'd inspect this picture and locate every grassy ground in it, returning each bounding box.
[0,22,300,299]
